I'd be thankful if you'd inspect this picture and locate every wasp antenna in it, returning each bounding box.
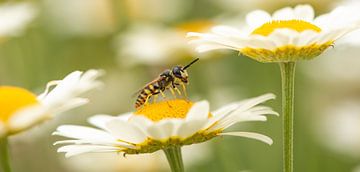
[183,58,199,70]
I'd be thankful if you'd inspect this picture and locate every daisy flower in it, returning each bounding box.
[0,69,103,137]
[188,4,360,172]
[188,4,360,62]
[54,93,277,172]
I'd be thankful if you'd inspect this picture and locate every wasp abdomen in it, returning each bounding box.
[135,84,161,108]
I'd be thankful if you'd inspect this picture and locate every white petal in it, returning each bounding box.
[57,145,120,158]
[296,30,319,46]
[53,125,114,141]
[203,101,248,130]
[211,25,244,37]
[242,36,276,49]
[246,10,271,28]
[115,113,132,121]
[176,120,207,139]
[53,139,133,148]
[294,4,314,21]
[249,106,279,116]
[228,93,276,114]
[128,115,154,128]
[146,120,179,140]
[88,114,117,129]
[314,6,360,30]
[195,44,237,52]
[219,132,273,145]
[49,98,89,114]
[105,119,147,144]
[38,69,103,112]
[187,32,244,49]
[206,93,276,132]
[207,112,264,131]
[8,104,49,132]
[316,28,355,44]
[268,29,299,47]
[186,100,209,121]
[272,7,295,20]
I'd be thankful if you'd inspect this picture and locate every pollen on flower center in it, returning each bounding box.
[0,86,39,122]
[134,99,193,121]
[252,20,322,36]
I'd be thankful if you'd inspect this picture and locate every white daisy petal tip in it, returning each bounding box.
[246,10,271,28]
[268,110,280,116]
[186,100,209,121]
[261,93,276,101]
[219,132,274,145]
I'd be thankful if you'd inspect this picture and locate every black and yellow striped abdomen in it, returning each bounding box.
[135,84,161,108]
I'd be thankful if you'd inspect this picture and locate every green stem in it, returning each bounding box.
[279,62,296,172]
[0,137,12,172]
[163,146,185,172]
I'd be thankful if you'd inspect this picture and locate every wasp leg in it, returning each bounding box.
[174,87,182,96]
[169,87,177,98]
[160,90,166,98]
[181,83,188,98]
[153,94,159,103]
[144,96,150,105]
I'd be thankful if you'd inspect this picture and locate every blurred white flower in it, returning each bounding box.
[115,21,215,66]
[317,100,360,158]
[43,0,116,37]
[54,93,277,158]
[188,4,360,62]
[0,69,103,137]
[114,24,197,66]
[0,2,36,37]
[115,24,189,66]
[123,0,189,22]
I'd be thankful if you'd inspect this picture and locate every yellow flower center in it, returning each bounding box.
[134,99,193,121]
[0,86,39,123]
[252,20,322,36]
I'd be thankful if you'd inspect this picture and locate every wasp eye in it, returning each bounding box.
[172,66,182,77]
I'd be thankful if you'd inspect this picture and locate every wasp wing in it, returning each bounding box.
[131,77,161,98]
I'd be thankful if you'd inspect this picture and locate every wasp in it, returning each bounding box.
[134,58,199,108]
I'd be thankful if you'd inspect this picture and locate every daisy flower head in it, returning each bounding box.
[188,4,360,62]
[0,69,103,137]
[54,93,277,160]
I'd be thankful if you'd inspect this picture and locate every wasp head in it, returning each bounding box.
[172,66,188,83]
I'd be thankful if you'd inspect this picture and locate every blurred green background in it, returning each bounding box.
[1,0,360,171]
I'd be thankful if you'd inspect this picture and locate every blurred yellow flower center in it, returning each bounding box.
[134,99,193,121]
[252,20,321,36]
[176,20,214,33]
[0,86,38,122]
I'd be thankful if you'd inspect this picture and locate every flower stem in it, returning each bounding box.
[279,62,296,172]
[163,146,185,172]
[0,137,12,172]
